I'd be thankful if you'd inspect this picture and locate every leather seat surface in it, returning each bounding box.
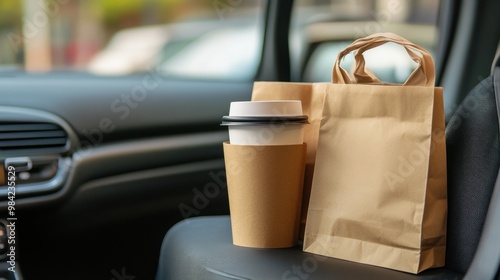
[156,216,463,280]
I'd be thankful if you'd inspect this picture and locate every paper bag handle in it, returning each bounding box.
[332,33,435,87]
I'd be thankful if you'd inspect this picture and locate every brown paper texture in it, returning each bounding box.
[420,89,447,269]
[304,84,447,273]
[0,166,5,186]
[223,142,306,248]
[252,82,327,239]
[302,33,447,274]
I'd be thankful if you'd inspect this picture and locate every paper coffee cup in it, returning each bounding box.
[223,142,306,248]
[221,100,308,248]
[221,101,308,145]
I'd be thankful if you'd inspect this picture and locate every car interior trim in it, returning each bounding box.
[0,131,228,209]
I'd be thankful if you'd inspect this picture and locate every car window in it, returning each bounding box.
[0,0,264,81]
[290,0,440,83]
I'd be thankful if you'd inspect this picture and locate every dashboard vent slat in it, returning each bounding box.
[0,130,66,140]
[0,123,61,132]
[0,122,68,151]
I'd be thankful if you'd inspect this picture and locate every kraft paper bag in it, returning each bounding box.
[252,83,327,239]
[303,33,447,274]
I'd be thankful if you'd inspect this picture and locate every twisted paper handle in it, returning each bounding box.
[332,33,435,87]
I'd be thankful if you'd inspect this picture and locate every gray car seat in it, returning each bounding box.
[155,58,500,280]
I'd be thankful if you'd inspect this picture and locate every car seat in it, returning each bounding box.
[155,58,500,280]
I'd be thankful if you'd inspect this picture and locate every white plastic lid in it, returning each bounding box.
[229,101,303,117]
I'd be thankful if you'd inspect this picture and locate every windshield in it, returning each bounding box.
[0,0,264,80]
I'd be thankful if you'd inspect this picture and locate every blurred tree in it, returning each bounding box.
[0,0,22,66]
[0,0,22,28]
[89,0,212,38]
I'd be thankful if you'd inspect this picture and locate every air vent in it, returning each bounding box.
[0,122,68,151]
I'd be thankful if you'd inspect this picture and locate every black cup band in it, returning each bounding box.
[221,115,309,126]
